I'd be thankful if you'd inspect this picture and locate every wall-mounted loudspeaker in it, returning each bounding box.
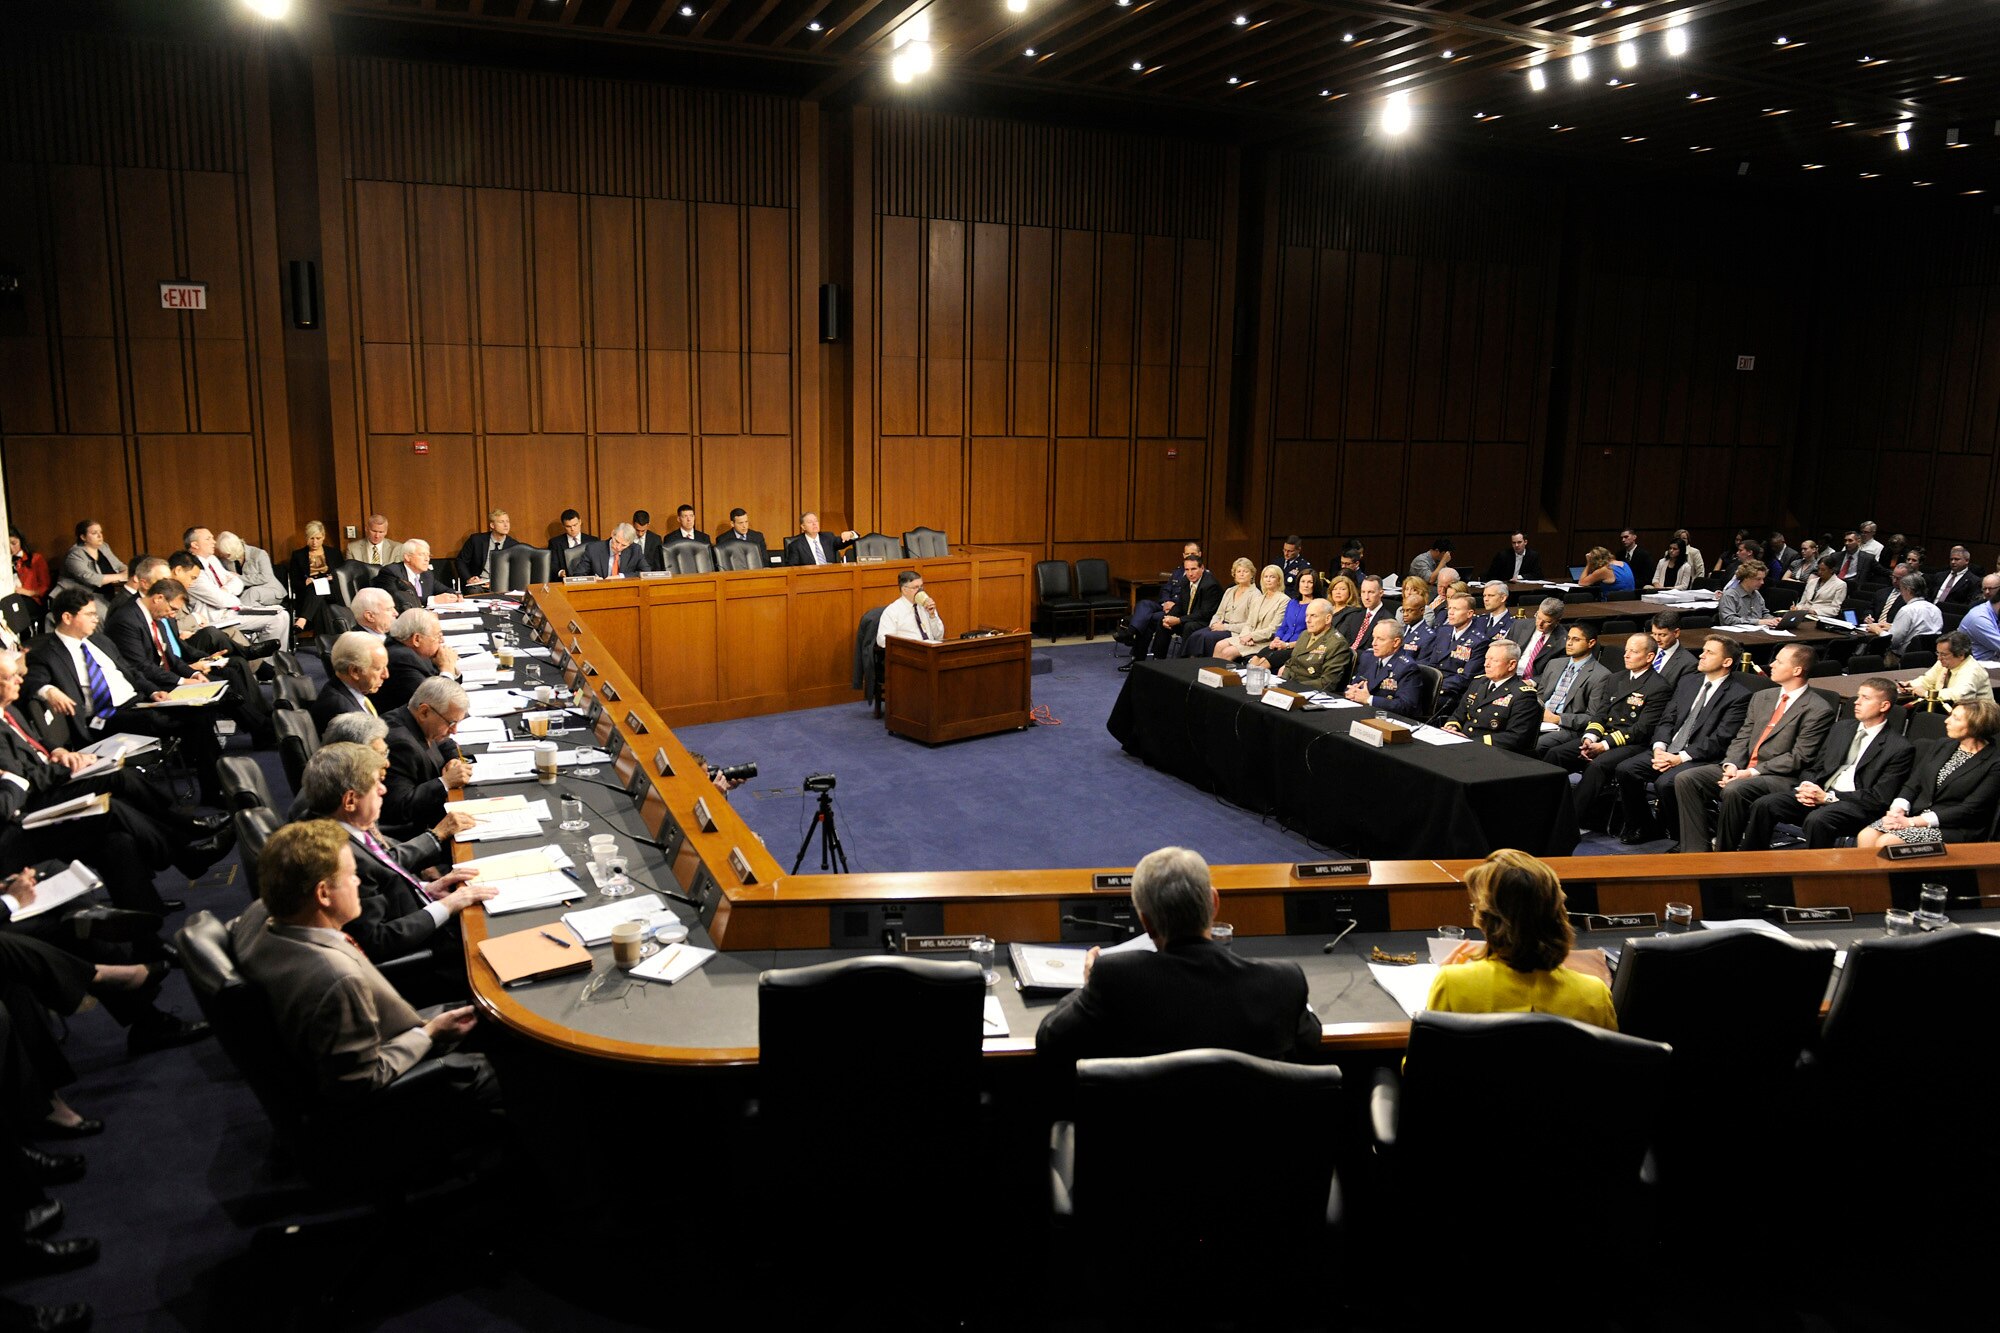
[819,282,841,343]
[288,260,319,330]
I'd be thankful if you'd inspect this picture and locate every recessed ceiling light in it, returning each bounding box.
[807,20,821,30]
[1616,43,1638,69]
[678,4,694,15]
[1234,14,1248,25]
[1964,189,1985,196]
[1342,32,1353,42]
[1802,163,1823,170]
[1320,89,1330,96]
[1689,145,1711,152]
[1665,26,1689,57]
[1914,180,1932,187]
[1118,0,1131,6]
[1606,78,1620,86]
[1024,47,1035,56]
[1527,66,1547,91]
[1441,49,1454,59]
[1621,135,1646,143]
[1860,171,1879,178]
[1131,60,1144,70]
[1775,36,1788,45]
[1227,76,1239,84]
[1831,120,1856,128]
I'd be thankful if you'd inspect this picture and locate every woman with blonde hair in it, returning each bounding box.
[1181,557,1261,658]
[288,521,337,637]
[1427,849,1617,1031]
[1323,573,1363,645]
[1213,564,1289,662]
[1577,545,1635,600]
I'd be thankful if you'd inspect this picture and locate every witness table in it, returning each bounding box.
[1106,661,1580,859]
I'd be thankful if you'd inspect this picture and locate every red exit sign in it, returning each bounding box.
[159,281,207,310]
[412,440,430,455]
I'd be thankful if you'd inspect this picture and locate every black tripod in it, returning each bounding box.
[791,789,850,874]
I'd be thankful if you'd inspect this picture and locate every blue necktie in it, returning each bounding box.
[1549,660,1579,712]
[159,618,184,661]
[81,646,115,719]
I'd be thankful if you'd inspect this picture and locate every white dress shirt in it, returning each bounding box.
[877,596,944,647]
[1824,721,1888,797]
[47,633,138,711]
[1888,598,1943,656]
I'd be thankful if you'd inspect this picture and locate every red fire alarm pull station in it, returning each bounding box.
[412,440,430,455]
[1166,447,1179,460]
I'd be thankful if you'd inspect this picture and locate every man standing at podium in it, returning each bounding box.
[878,570,944,645]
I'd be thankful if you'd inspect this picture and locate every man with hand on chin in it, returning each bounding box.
[878,570,945,645]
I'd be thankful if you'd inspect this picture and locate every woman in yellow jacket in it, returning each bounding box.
[1425,848,1617,1031]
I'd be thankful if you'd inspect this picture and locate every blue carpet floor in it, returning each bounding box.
[680,640,1658,870]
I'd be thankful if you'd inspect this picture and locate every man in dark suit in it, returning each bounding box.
[782,512,860,567]
[1645,611,1699,688]
[1347,575,1392,652]
[1661,644,1837,853]
[105,575,273,743]
[577,524,649,580]
[665,505,708,548]
[1930,545,1980,609]
[1765,531,1800,575]
[1344,619,1426,720]
[1121,543,1200,670]
[1591,636,1753,840]
[1506,599,1564,681]
[296,742,492,970]
[1722,679,1915,851]
[230,821,497,1112]
[630,511,666,573]
[310,632,387,736]
[548,510,597,579]
[455,509,523,593]
[381,679,472,838]
[1149,555,1221,661]
[1545,633,1675,777]
[22,589,225,802]
[1442,640,1540,752]
[716,508,768,565]
[1617,529,1652,583]
[378,610,457,714]
[1481,532,1545,584]
[1036,846,1319,1069]
[371,540,458,613]
[1833,531,1877,586]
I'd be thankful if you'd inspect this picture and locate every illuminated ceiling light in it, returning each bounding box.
[889,15,932,84]
[891,52,914,83]
[1008,0,1028,13]
[1342,32,1353,42]
[1620,135,1646,142]
[1023,48,1036,56]
[1118,0,1131,6]
[1227,76,1239,84]
[1234,14,1248,25]
[1935,74,1964,84]
[678,4,694,15]
[1570,53,1592,81]
[1616,42,1638,69]
[242,0,291,17]
[1131,60,1144,70]
[1441,49,1454,59]
[807,21,822,30]
[1914,180,1932,187]
[1774,36,1787,45]
[1380,90,1412,136]
[1896,123,1911,151]
[1964,189,1985,196]
[1320,89,1330,96]
[1606,78,1620,86]
[1526,66,1547,92]
[1689,145,1710,152]
[1831,119,1856,128]
[1860,171,1879,178]
[1802,162,1823,170]
[1664,25,1689,57]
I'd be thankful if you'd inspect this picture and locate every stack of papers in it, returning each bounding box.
[465,750,539,785]
[452,717,510,747]
[1010,932,1154,991]
[1367,962,1440,1019]
[78,733,160,760]
[561,894,667,945]
[139,682,228,708]
[22,792,109,829]
[1412,725,1471,746]
[453,794,553,843]
[467,690,533,718]
[482,871,585,915]
[6,861,103,922]
[443,632,490,649]
[459,844,575,883]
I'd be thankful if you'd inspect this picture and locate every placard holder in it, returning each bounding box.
[1881,842,1946,861]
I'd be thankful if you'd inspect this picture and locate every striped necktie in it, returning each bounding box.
[81,645,114,719]
[361,830,432,899]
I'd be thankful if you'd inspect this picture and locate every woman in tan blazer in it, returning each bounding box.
[1215,565,1290,662]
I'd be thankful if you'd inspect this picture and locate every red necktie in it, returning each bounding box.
[3,711,50,760]
[1519,633,1541,679]
[147,616,167,665]
[1749,691,1790,767]
[1841,554,1855,579]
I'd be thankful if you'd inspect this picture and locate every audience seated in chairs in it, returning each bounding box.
[1903,630,1992,706]
[1180,559,1271,659]
[288,520,341,639]
[1723,678,1915,851]
[1858,700,2000,849]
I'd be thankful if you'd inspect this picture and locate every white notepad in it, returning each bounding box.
[630,941,715,985]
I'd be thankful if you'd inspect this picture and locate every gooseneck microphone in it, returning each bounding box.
[1320,919,1360,954]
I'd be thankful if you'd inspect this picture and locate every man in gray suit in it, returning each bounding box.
[1506,598,1564,681]
[231,819,496,1106]
[1658,643,1837,852]
[346,514,405,568]
[1533,623,1613,758]
[216,532,286,609]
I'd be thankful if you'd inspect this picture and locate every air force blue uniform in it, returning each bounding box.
[1352,648,1425,721]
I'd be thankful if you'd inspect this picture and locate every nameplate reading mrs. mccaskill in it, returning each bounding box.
[901,934,983,954]
[1092,873,1134,891]
[1292,860,1370,880]
[1780,906,1854,924]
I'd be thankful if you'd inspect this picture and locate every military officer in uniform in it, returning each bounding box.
[1250,599,1350,692]
[1442,639,1540,752]
[1345,619,1427,720]
[1413,592,1492,720]
[1278,536,1310,600]
[1547,634,1675,770]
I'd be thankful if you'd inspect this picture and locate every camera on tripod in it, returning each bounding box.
[804,772,837,793]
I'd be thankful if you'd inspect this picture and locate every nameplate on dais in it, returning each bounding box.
[1091,873,1134,891]
[1292,860,1370,881]
[1780,906,1853,923]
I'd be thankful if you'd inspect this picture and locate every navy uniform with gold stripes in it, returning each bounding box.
[1443,675,1541,753]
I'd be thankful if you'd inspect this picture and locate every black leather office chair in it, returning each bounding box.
[855,606,886,714]
[218,756,277,811]
[1073,558,1127,638]
[757,958,986,1260]
[1034,560,1088,641]
[1679,609,1716,629]
[1562,589,1599,605]
[1905,708,1950,742]
[664,541,716,575]
[0,594,42,641]
[713,540,761,572]
[273,711,320,793]
[901,526,949,558]
[269,650,305,680]
[1410,663,1442,722]
[1372,1013,1668,1267]
[562,545,590,577]
[1846,652,1886,674]
[851,532,902,561]
[332,561,373,609]
[1054,1049,1342,1270]
[232,808,282,902]
[273,674,318,711]
[490,546,537,594]
[1612,931,1834,1208]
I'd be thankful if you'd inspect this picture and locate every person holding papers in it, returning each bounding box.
[876,570,944,646]
[380,678,473,838]
[22,589,226,807]
[378,609,460,714]
[231,821,500,1113]
[296,744,490,978]
[105,575,274,747]
[1426,849,1616,1031]
[1036,846,1319,1070]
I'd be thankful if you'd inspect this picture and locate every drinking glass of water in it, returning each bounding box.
[1916,882,1950,929]
[967,935,996,986]
[558,797,588,832]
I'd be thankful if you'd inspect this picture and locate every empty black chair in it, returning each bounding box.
[1593,641,1627,672]
[1074,558,1128,639]
[758,958,985,1266]
[332,561,374,609]
[1679,609,1715,629]
[218,755,277,811]
[273,674,318,711]
[1898,647,1936,671]
[491,545,550,593]
[901,526,949,559]
[232,807,282,902]
[273,711,320,793]
[713,540,761,572]
[1372,1013,1669,1268]
[0,594,42,640]
[1808,659,1843,677]
[664,542,716,576]
[1600,617,1638,637]
[1034,560,1088,641]
[1612,931,1835,1211]
[1905,707,1951,742]
[270,650,305,680]
[1055,1049,1341,1284]
[850,532,903,562]
[1846,652,1886,675]
[1562,588,1599,605]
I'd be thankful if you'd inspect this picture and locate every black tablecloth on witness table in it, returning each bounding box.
[1106,661,1580,859]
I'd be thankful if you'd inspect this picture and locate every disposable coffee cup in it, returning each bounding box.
[611,920,645,969]
[534,741,560,784]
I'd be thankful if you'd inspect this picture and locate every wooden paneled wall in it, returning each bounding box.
[0,32,293,565]
[858,109,1233,575]
[328,58,806,558]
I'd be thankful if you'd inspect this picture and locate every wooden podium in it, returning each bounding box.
[883,632,1033,744]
